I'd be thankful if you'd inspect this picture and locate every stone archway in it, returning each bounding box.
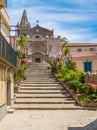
[32,52,44,63]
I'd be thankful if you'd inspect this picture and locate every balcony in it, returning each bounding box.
[0,0,7,8]
[0,33,16,67]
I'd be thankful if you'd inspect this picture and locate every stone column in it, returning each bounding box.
[10,69,15,106]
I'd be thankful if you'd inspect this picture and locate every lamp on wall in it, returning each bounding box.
[68,54,72,61]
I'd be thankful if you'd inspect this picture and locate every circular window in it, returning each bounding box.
[36,29,39,33]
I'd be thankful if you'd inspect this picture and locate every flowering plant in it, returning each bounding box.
[20,58,28,64]
[87,83,97,94]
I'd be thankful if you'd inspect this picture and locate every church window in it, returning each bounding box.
[36,35,39,38]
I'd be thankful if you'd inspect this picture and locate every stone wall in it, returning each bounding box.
[0,104,7,121]
[0,59,15,120]
[85,72,97,84]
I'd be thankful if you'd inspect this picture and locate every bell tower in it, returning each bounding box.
[17,9,31,36]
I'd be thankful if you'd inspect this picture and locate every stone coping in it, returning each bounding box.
[61,83,97,110]
[53,74,97,110]
[0,103,6,108]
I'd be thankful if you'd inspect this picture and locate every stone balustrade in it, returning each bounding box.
[85,72,97,84]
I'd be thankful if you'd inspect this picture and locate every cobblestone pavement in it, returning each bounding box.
[0,110,97,130]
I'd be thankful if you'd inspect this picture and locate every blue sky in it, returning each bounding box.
[7,0,97,43]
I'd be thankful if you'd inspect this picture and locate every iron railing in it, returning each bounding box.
[0,33,16,67]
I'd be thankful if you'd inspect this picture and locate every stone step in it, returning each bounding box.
[14,63,82,111]
[13,103,83,110]
[23,82,59,84]
[17,91,66,94]
[20,87,63,90]
[23,81,58,83]
[20,85,61,88]
[26,73,51,74]
[20,85,62,90]
[23,78,56,80]
[26,73,50,74]
[27,65,49,67]
[19,89,66,93]
[25,76,54,77]
[27,64,49,67]
[21,83,60,86]
[24,79,56,84]
[15,98,75,104]
[26,74,55,79]
[26,77,54,78]
[27,68,49,70]
[25,76,55,78]
[26,71,50,73]
[16,93,70,98]
[26,75,51,76]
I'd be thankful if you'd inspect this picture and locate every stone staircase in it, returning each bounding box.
[13,63,84,110]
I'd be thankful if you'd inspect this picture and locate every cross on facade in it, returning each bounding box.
[36,20,39,25]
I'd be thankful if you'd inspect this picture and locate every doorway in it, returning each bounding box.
[84,61,92,72]
[32,52,44,63]
[7,80,11,105]
[35,58,40,62]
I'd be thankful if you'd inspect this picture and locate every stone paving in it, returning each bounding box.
[0,110,97,130]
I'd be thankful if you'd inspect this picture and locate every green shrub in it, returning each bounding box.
[79,94,97,102]
[15,64,28,84]
[55,73,63,79]
[60,70,84,83]
[56,61,63,72]
[68,80,82,91]
[80,83,88,94]
[77,71,85,83]
[65,60,77,71]
[49,60,57,73]
[60,65,68,75]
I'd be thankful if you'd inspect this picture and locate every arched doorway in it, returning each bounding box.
[32,52,44,63]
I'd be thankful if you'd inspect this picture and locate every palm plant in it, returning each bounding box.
[17,35,28,52]
[61,37,70,62]
[62,47,70,58]
[61,37,68,49]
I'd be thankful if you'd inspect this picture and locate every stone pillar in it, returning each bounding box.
[7,68,15,106]
[0,68,1,104]
[10,69,15,106]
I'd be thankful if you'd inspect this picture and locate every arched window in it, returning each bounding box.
[35,35,39,38]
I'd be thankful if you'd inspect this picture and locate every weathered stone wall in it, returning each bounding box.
[85,72,97,84]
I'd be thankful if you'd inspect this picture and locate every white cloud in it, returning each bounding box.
[7,1,97,43]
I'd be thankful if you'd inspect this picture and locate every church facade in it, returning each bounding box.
[16,10,61,63]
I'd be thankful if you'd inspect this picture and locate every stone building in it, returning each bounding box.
[0,0,16,120]
[16,10,61,63]
[66,43,97,73]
